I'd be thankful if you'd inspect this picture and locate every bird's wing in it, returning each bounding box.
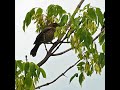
[34,27,54,44]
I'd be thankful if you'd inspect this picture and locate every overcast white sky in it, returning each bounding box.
[15,0,105,90]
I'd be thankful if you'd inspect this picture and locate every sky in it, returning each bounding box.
[15,0,105,90]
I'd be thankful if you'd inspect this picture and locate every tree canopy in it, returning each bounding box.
[15,0,105,90]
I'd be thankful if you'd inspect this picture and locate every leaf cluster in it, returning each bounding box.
[15,60,46,90]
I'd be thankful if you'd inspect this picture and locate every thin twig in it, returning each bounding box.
[44,44,48,53]
[52,48,73,56]
[25,55,28,62]
[93,27,105,41]
[52,43,62,54]
[40,41,71,44]
[35,59,81,89]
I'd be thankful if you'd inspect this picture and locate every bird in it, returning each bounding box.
[30,23,59,57]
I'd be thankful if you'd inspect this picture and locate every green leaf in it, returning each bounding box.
[24,62,29,76]
[73,16,81,29]
[24,73,33,88]
[40,68,46,78]
[99,33,105,45]
[79,72,85,86]
[94,64,100,74]
[83,30,93,48]
[69,73,78,83]
[23,8,35,31]
[98,53,105,68]
[15,60,17,72]
[78,53,83,60]
[17,60,24,71]
[102,42,105,52]
[25,12,31,27]
[60,15,68,26]
[36,8,43,15]
[96,8,104,26]
[30,62,37,77]
[23,20,25,31]
[87,70,92,76]
[30,8,35,17]
[47,4,55,17]
[82,3,90,11]
[35,65,41,77]
[56,5,66,18]
[76,28,85,43]
[85,62,90,73]
[88,8,97,23]
[77,62,85,67]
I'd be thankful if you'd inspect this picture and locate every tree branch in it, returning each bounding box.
[44,44,48,53]
[35,59,81,89]
[52,27,105,57]
[52,47,73,56]
[37,41,60,67]
[36,26,105,88]
[93,27,105,41]
[40,41,71,44]
[37,0,85,67]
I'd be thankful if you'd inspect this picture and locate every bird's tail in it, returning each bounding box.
[30,44,41,57]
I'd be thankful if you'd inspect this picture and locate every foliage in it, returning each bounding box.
[15,60,46,90]
[16,3,105,89]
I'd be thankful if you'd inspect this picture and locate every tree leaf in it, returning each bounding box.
[99,33,105,45]
[24,73,33,88]
[36,8,43,15]
[79,72,85,86]
[88,8,97,23]
[35,65,41,77]
[30,8,35,17]
[17,60,24,71]
[30,62,37,77]
[77,62,85,67]
[94,64,100,74]
[23,20,25,32]
[98,53,105,68]
[102,42,105,53]
[56,5,66,18]
[60,15,68,26]
[69,73,78,83]
[23,8,35,31]
[85,62,90,73]
[83,30,93,48]
[96,8,104,26]
[24,62,29,76]
[47,4,56,17]
[25,12,31,27]
[39,68,46,78]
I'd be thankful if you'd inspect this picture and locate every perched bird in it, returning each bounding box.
[30,23,59,57]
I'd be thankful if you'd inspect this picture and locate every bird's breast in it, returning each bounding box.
[44,29,55,42]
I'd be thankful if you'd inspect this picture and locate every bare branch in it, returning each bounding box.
[37,41,59,67]
[52,48,73,56]
[52,43,62,54]
[35,59,81,89]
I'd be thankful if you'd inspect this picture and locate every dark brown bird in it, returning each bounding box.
[30,23,59,57]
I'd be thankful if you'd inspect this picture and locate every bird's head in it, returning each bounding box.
[49,23,60,28]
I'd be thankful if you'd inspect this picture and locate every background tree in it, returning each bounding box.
[15,0,105,90]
